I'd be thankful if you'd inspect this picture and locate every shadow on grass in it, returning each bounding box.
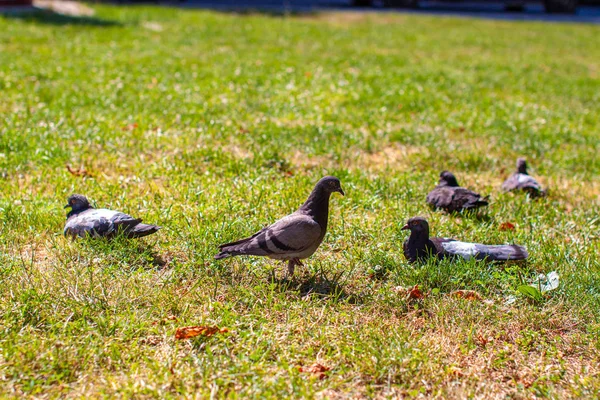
[268,268,361,304]
[1,8,121,26]
[76,238,168,271]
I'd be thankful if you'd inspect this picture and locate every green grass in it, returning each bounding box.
[1,5,599,398]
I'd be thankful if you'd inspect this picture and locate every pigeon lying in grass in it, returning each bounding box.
[215,176,344,277]
[64,194,161,239]
[502,158,546,197]
[401,217,528,263]
[426,171,489,213]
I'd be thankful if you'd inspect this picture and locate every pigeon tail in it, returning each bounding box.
[215,233,272,259]
[127,223,161,238]
[527,187,548,198]
[214,244,258,260]
[474,244,528,261]
[214,251,233,260]
[464,197,489,210]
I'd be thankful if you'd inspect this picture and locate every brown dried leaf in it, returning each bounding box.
[451,290,483,301]
[174,326,229,340]
[499,222,516,231]
[121,123,138,131]
[407,284,425,300]
[298,363,331,380]
[66,164,92,177]
[393,284,426,300]
[476,333,492,347]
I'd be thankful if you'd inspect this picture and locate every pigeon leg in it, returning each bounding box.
[296,258,304,267]
[286,259,297,278]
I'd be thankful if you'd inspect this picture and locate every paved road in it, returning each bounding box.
[179,0,600,23]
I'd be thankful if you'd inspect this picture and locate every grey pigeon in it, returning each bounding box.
[402,217,528,263]
[215,176,344,276]
[426,171,489,213]
[502,158,546,197]
[64,194,161,239]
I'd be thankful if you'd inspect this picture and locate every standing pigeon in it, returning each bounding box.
[215,176,344,277]
[502,158,546,197]
[64,194,161,239]
[426,171,489,213]
[401,217,528,263]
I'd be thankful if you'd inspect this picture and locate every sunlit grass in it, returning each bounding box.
[0,5,599,398]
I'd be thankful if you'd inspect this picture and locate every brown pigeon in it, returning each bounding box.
[215,176,344,277]
[502,158,546,197]
[426,171,489,213]
[402,217,528,263]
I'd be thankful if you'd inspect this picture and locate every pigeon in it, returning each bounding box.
[401,217,528,263]
[426,171,489,213]
[214,176,344,276]
[502,158,546,197]
[64,194,161,239]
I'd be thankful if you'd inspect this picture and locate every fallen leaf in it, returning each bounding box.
[298,363,330,380]
[499,222,516,231]
[407,284,425,300]
[175,326,229,340]
[121,123,138,131]
[66,164,92,177]
[451,290,483,301]
[393,284,426,300]
[476,333,491,347]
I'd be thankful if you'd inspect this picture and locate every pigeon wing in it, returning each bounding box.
[440,240,528,261]
[65,209,139,238]
[516,174,542,191]
[451,188,488,210]
[215,213,321,259]
[426,187,453,210]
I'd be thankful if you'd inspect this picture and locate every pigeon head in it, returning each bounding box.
[401,217,429,235]
[316,176,344,196]
[516,158,528,174]
[439,171,459,187]
[65,194,92,213]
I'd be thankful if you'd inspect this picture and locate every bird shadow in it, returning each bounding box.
[267,268,360,304]
[1,8,121,27]
[76,238,168,271]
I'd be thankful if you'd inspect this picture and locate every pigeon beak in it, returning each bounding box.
[64,204,71,209]
[401,224,409,230]
[338,188,345,196]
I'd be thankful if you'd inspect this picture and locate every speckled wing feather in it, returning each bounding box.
[427,187,488,213]
[433,238,528,261]
[502,173,543,194]
[64,209,141,238]
[215,213,322,260]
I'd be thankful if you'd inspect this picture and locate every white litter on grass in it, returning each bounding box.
[532,271,560,293]
[142,22,164,32]
[506,271,559,305]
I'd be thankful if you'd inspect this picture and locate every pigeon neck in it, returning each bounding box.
[439,180,457,188]
[67,205,93,219]
[299,186,331,228]
[406,228,430,258]
[517,165,528,174]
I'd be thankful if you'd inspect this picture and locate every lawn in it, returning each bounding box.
[1,4,599,398]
